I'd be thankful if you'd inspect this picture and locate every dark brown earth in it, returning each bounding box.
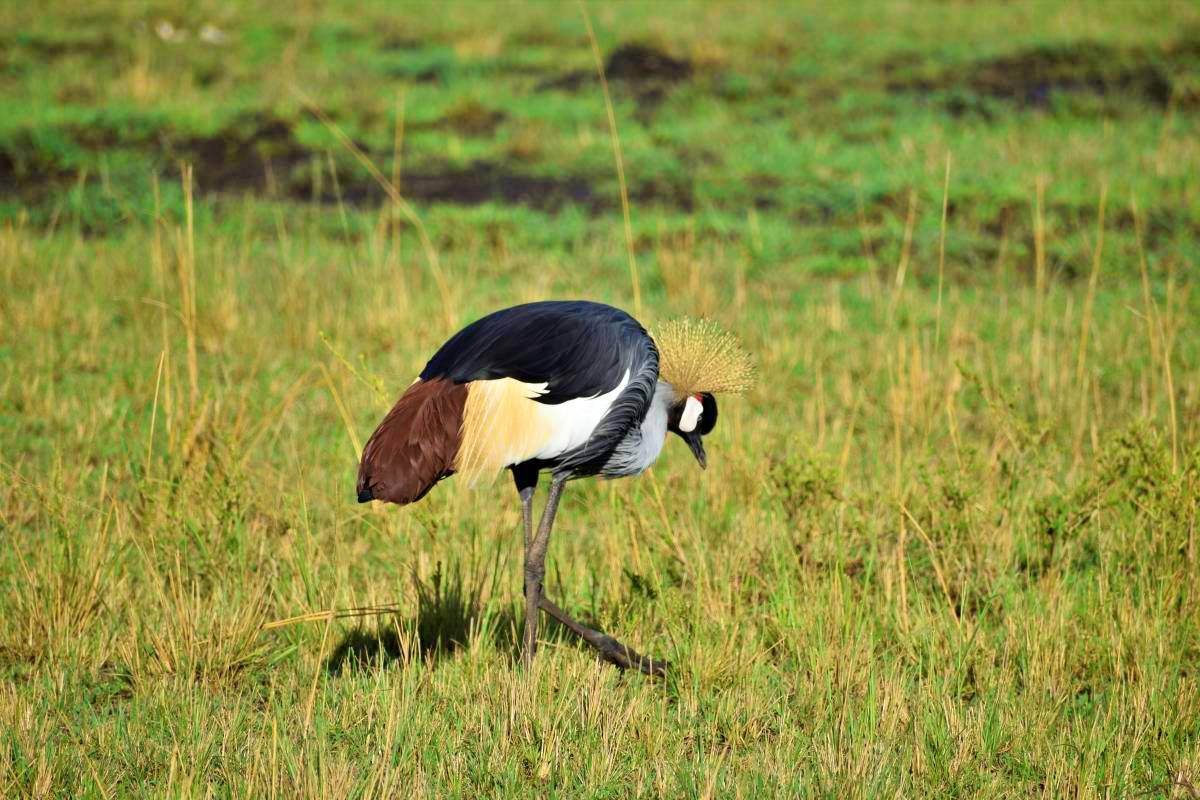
[0,104,702,215]
[889,38,1200,112]
[539,41,694,96]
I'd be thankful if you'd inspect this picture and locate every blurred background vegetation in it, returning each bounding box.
[3,0,1198,274]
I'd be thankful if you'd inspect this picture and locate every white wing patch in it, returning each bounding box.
[531,370,629,461]
[455,371,629,481]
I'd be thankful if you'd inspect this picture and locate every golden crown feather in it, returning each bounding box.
[652,317,755,398]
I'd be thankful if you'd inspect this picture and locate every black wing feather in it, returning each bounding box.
[420,300,659,478]
[420,301,644,404]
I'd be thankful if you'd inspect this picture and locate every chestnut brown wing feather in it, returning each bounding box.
[356,378,467,505]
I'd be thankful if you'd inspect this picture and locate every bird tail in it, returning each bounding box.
[356,378,467,505]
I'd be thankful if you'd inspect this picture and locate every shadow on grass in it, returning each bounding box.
[325,560,592,675]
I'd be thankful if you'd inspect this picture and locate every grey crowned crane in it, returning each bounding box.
[356,300,752,676]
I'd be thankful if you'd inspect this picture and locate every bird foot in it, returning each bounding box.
[589,632,671,677]
[538,595,669,678]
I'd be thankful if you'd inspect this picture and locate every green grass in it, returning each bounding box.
[2,1,1199,796]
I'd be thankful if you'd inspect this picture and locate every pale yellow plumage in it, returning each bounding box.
[455,379,553,484]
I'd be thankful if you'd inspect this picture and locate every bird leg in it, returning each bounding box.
[514,470,669,678]
[537,594,669,677]
[522,475,564,667]
[513,465,538,551]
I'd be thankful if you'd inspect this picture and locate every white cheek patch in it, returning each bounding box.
[679,395,704,433]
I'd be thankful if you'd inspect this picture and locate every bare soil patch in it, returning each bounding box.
[889,38,1200,111]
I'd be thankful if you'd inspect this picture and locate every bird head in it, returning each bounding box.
[667,392,717,469]
[652,317,754,471]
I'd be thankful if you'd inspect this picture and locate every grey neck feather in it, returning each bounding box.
[601,381,675,478]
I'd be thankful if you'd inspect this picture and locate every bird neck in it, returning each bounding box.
[600,381,675,478]
[641,380,675,444]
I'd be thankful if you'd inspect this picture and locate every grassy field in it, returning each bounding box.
[2,0,1200,796]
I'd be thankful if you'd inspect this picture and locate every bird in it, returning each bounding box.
[355,300,752,676]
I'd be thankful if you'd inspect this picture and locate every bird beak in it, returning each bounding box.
[682,429,707,470]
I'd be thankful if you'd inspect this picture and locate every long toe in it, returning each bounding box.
[634,657,670,678]
[595,635,669,677]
